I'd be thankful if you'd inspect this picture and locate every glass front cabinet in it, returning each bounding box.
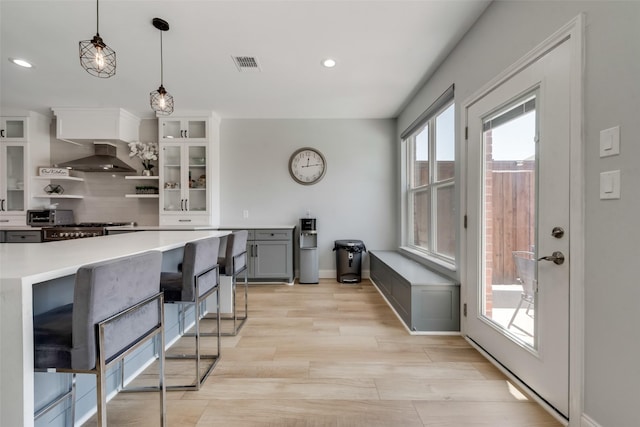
[0,118,27,141]
[0,143,27,218]
[159,142,210,225]
[159,118,207,141]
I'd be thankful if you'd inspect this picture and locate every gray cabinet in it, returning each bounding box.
[232,228,294,283]
[5,229,42,243]
[370,250,460,332]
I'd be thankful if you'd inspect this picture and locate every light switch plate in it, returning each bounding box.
[600,170,621,199]
[600,126,620,157]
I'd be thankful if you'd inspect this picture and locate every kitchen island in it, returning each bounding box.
[0,230,230,427]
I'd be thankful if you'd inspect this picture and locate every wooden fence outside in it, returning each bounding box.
[489,162,535,285]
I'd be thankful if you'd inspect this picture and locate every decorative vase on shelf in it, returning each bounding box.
[142,169,153,176]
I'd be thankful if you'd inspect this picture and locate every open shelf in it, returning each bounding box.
[125,194,159,199]
[33,194,84,199]
[125,176,159,180]
[33,176,84,181]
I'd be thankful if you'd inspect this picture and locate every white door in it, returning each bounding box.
[465,39,571,418]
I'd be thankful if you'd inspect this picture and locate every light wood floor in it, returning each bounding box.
[88,279,561,426]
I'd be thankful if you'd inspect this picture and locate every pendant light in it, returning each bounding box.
[150,18,174,115]
[79,0,116,78]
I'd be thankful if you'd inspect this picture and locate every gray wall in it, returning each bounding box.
[397,1,640,426]
[220,119,397,275]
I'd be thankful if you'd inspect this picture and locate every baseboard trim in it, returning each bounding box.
[580,414,602,427]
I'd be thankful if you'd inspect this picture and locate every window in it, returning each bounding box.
[402,88,455,265]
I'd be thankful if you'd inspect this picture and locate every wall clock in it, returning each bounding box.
[288,147,327,185]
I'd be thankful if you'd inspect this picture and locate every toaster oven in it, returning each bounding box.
[27,209,75,227]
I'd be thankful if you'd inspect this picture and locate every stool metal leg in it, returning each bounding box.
[196,267,248,336]
[164,266,221,391]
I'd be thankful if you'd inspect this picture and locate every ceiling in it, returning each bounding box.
[0,0,490,119]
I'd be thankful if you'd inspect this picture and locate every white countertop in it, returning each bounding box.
[220,225,297,229]
[108,224,297,231]
[107,225,219,231]
[0,230,229,283]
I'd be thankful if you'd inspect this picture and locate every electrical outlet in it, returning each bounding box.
[243,209,249,219]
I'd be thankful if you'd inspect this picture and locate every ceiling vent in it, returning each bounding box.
[232,56,261,72]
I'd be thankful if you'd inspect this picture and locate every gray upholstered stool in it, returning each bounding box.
[159,236,221,390]
[217,230,249,335]
[33,251,166,427]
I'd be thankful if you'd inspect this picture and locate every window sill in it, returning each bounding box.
[399,246,457,279]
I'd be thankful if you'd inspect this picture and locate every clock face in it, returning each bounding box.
[289,147,327,185]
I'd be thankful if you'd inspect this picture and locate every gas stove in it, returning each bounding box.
[42,222,130,241]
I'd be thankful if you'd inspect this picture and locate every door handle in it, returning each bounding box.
[538,251,565,265]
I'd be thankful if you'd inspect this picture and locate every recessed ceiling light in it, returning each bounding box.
[322,58,337,68]
[9,58,33,68]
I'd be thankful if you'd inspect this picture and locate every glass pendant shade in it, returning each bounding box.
[150,85,174,115]
[79,34,116,78]
[150,18,173,115]
[79,0,115,78]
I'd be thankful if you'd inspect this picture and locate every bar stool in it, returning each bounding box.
[33,251,166,427]
[159,236,221,390]
[216,230,249,335]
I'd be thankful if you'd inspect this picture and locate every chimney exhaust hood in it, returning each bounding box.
[57,142,135,172]
[52,107,141,143]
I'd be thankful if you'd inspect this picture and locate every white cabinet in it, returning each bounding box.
[158,113,220,226]
[0,142,27,221]
[0,118,27,141]
[0,113,50,225]
[159,142,210,225]
[159,117,207,141]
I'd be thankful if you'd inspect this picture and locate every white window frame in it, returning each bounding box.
[400,86,456,269]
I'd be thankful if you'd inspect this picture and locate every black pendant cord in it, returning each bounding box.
[96,0,100,35]
[160,30,164,86]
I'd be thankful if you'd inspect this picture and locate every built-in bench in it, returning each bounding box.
[369,250,460,332]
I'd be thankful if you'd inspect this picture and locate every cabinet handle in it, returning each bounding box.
[0,129,4,138]
[0,219,9,222]
[255,244,258,258]
[185,199,189,211]
[184,130,188,138]
[178,219,192,222]
[0,199,4,211]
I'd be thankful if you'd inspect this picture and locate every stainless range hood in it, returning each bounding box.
[57,142,135,172]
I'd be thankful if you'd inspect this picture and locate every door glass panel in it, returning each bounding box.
[482,95,537,348]
[6,145,25,211]
[161,120,182,139]
[162,145,182,211]
[6,120,25,139]
[187,121,206,139]
[188,146,207,211]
